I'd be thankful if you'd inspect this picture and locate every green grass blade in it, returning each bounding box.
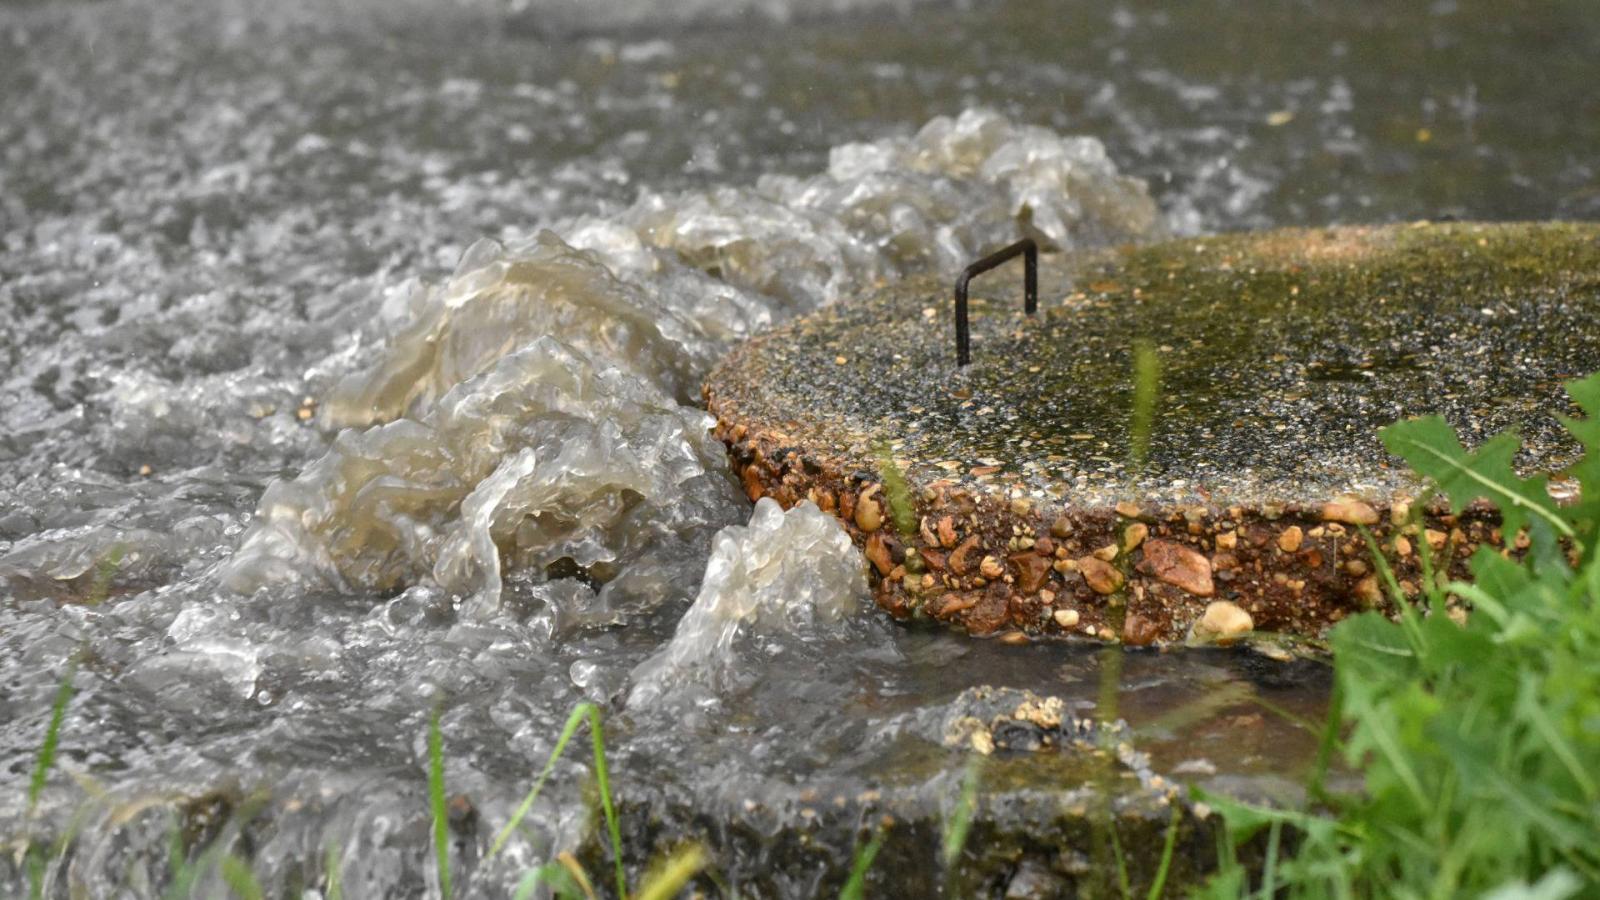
[1515,675,1598,803]
[219,854,264,900]
[1144,805,1181,900]
[1108,820,1131,900]
[633,845,707,900]
[26,848,46,900]
[512,862,585,900]
[28,659,77,815]
[165,818,196,900]
[489,702,596,860]
[324,840,344,900]
[840,830,887,900]
[429,705,453,900]
[586,705,627,900]
[942,759,981,871]
[1260,820,1281,899]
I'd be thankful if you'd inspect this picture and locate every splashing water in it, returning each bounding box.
[628,498,869,708]
[220,108,1161,621]
[1,99,1177,896]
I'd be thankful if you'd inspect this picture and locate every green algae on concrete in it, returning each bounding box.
[705,222,1600,642]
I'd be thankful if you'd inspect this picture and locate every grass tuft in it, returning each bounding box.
[219,853,264,900]
[428,704,452,899]
[23,656,78,900]
[941,758,981,873]
[1144,805,1181,900]
[491,702,627,899]
[28,657,77,816]
[588,705,627,900]
[324,840,344,900]
[840,828,887,900]
[1200,370,1600,897]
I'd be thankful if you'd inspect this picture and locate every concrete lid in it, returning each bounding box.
[706,222,1600,642]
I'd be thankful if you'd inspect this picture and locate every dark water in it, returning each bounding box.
[1,0,1595,895]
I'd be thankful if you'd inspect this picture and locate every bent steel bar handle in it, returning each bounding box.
[954,237,1037,366]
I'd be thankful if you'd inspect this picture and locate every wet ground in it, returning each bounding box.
[2,0,1598,896]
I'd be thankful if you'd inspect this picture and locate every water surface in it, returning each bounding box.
[2,0,1596,895]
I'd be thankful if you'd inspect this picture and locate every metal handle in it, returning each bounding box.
[954,238,1037,366]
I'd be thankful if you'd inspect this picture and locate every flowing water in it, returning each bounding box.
[2,0,1597,896]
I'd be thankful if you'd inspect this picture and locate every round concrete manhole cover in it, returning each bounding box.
[705,222,1600,644]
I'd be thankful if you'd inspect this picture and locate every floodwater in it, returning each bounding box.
[1,0,1596,896]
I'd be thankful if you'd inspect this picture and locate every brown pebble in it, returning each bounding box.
[1277,526,1303,553]
[1322,497,1379,526]
[1115,501,1141,518]
[1215,530,1238,550]
[1192,600,1253,644]
[1122,613,1160,646]
[742,467,765,502]
[1123,522,1149,551]
[1390,498,1411,524]
[1138,539,1214,597]
[949,536,981,575]
[1078,557,1123,595]
[938,516,958,548]
[1010,553,1053,594]
[1053,608,1080,628]
[964,590,1010,635]
[939,593,978,616]
[855,488,882,532]
[1092,543,1118,562]
[1354,576,1383,607]
[1049,516,1073,538]
[979,556,1005,579]
[864,533,893,576]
